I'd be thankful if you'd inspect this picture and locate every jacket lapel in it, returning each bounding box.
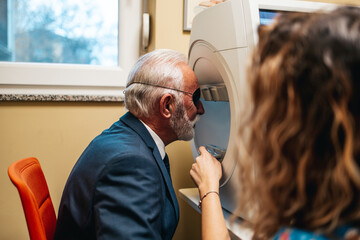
[120,112,180,220]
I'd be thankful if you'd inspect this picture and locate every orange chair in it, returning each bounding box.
[8,157,56,240]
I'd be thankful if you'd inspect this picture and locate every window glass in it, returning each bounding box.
[1,0,118,66]
[0,0,141,99]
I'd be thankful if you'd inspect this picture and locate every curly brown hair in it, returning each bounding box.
[236,6,360,239]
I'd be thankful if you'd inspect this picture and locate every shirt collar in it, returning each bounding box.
[139,120,166,160]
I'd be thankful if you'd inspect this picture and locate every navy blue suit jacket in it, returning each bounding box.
[54,112,179,240]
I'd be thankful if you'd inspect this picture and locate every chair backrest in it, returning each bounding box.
[8,157,56,240]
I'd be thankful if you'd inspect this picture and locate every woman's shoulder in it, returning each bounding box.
[273,226,360,240]
[334,225,360,240]
[273,228,329,240]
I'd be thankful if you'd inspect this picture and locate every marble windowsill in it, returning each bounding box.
[0,94,124,102]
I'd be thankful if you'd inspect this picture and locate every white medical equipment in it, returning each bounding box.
[189,0,337,215]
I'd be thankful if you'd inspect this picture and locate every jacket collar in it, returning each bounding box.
[120,112,180,220]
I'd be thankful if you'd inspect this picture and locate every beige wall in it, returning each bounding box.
[148,0,191,54]
[1,0,360,239]
[0,101,200,240]
[0,102,125,239]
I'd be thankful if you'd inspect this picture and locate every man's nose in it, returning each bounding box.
[196,100,205,115]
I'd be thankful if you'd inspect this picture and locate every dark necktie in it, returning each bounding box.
[163,154,171,178]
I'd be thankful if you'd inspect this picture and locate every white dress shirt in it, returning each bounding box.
[140,120,166,160]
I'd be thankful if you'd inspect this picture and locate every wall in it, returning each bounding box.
[0,102,125,239]
[148,0,191,55]
[0,102,200,240]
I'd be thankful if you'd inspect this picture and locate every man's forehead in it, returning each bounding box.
[179,63,198,87]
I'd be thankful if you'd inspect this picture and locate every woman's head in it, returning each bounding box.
[238,6,360,239]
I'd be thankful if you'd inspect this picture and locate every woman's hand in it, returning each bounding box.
[190,146,222,196]
[190,147,230,240]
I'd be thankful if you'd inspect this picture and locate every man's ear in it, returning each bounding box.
[159,94,174,119]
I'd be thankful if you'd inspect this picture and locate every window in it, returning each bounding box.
[0,0,142,101]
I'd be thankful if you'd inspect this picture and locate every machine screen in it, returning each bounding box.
[259,9,295,25]
[259,9,278,25]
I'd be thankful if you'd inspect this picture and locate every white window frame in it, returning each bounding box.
[0,0,142,101]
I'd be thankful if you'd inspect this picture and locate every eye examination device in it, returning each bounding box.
[189,0,336,216]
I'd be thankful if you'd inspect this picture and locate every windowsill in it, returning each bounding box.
[0,94,124,102]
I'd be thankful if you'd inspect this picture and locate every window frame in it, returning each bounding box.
[0,0,142,101]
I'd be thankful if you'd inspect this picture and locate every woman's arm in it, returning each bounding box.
[190,146,230,240]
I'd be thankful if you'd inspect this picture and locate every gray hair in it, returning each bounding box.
[124,49,188,118]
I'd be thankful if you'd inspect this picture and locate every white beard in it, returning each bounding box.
[170,99,200,141]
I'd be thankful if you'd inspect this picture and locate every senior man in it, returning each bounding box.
[54,49,204,240]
